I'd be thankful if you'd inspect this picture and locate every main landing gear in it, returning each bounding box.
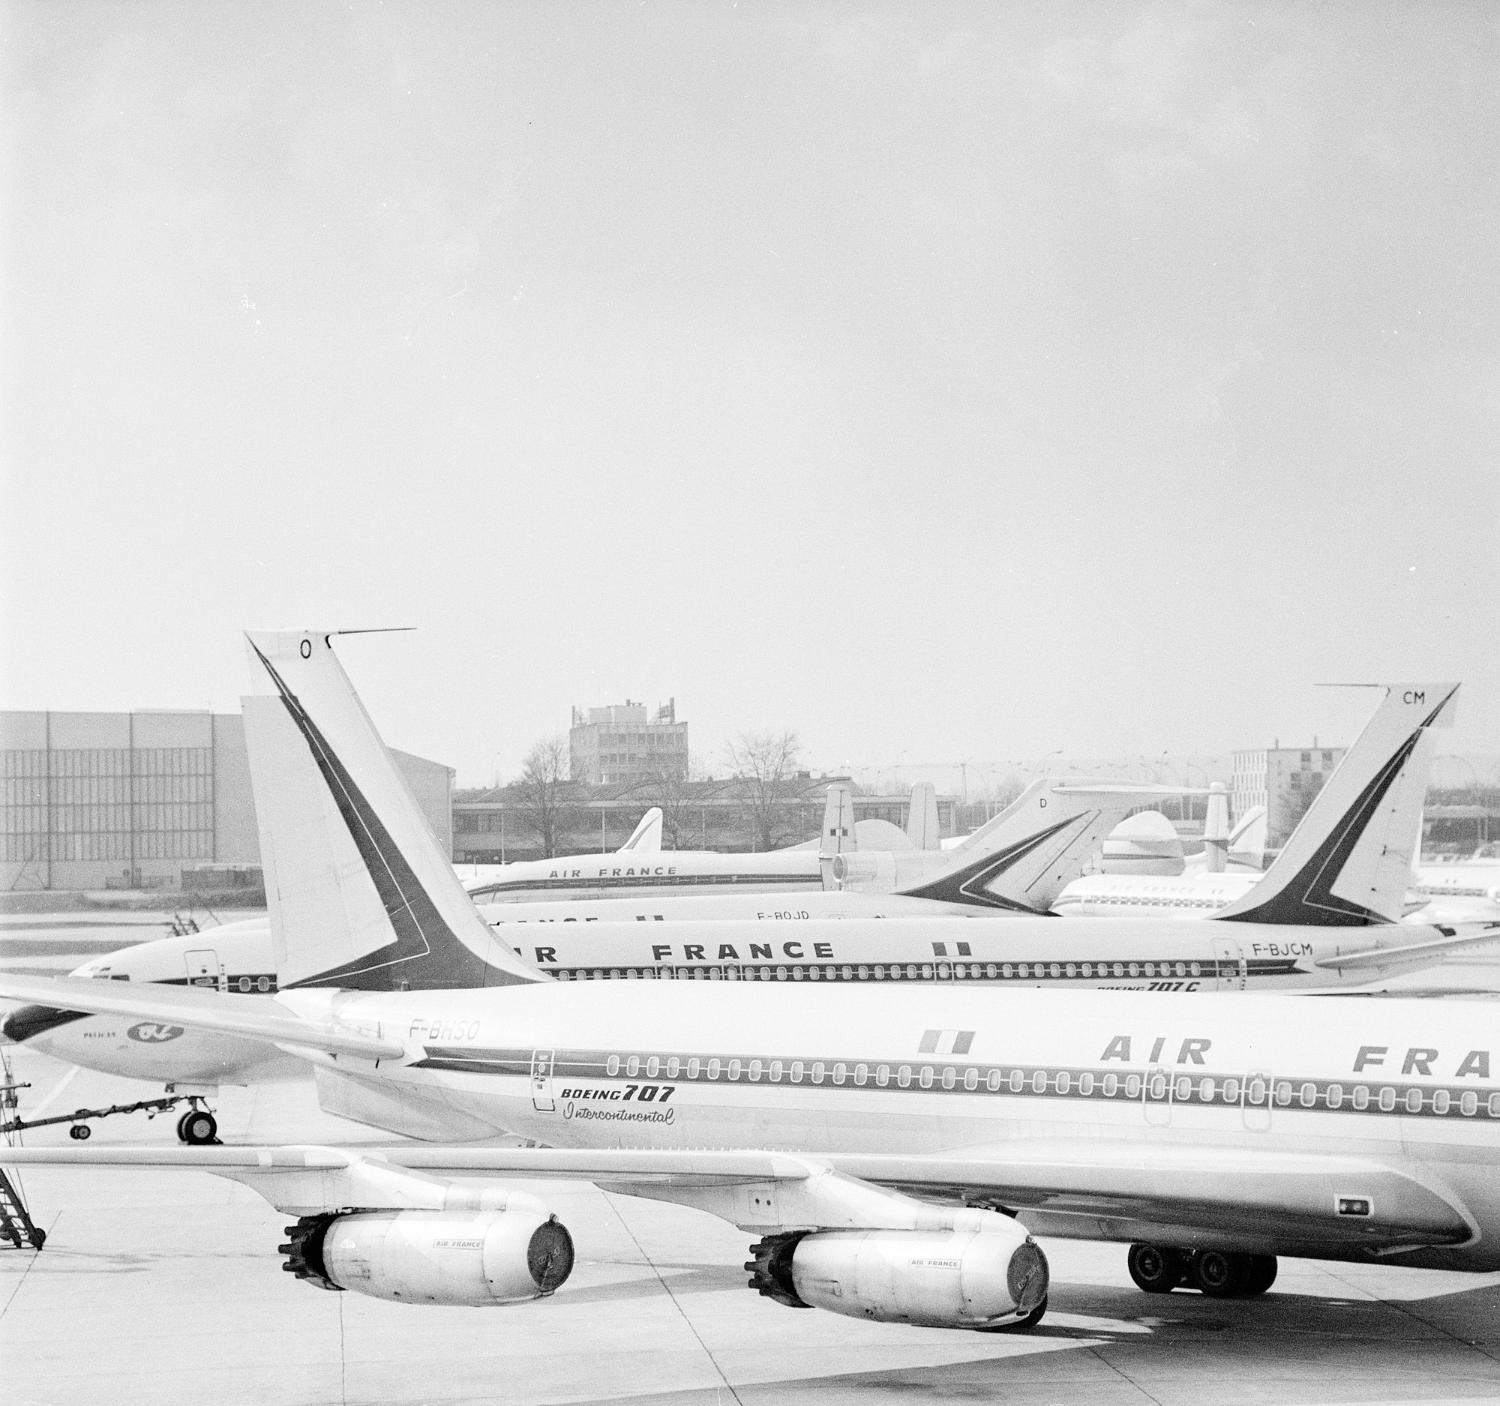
[1127,1244,1277,1298]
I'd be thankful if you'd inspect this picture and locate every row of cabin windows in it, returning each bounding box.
[552,958,1220,983]
[590,1053,1498,1117]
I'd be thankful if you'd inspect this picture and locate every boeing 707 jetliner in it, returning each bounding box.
[4,634,1498,1336]
[6,654,1490,1142]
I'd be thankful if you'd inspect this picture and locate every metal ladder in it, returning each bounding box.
[0,1047,45,1249]
[0,1168,44,1249]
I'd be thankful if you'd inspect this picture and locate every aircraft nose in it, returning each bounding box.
[1,1004,87,1044]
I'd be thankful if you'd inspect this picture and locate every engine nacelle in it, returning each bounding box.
[280,1207,574,1306]
[747,1222,1048,1330]
[832,851,945,893]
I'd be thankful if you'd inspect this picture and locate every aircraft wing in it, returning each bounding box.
[0,972,402,1061]
[1,1139,1468,1256]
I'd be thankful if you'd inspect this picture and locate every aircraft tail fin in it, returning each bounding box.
[1202,783,1230,874]
[243,630,545,992]
[618,808,663,853]
[818,784,854,890]
[1226,804,1267,871]
[896,780,1180,911]
[905,783,941,850]
[1214,683,1458,927]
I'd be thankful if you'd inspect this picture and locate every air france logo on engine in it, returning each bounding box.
[127,1022,185,1043]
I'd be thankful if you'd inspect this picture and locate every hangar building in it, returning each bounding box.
[0,709,452,892]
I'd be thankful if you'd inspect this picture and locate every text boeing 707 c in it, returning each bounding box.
[3,633,1498,1335]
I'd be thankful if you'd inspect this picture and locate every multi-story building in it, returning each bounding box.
[0,709,451,891]
[1231,745,1346,850]
[569,699,689,786]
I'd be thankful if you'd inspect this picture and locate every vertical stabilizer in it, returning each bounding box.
[1203,783,1230,874]
[243,630,544,991]
[1215,683,1458,926]
[905,783,941,850]
[819,784,854,890]
[896,781,1179,911]
[1226,805,1267,871]
[618,808,663,853]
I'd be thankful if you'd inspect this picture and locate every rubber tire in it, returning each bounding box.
[1242,1254,1278,1296]
[181,1110,218,1145]
[1127,1243,1186,1294]
[27,1227,46,1249]
[68,1124,91,1141]
[1190,1249,1252,1298]
[976,1297,1047,1332]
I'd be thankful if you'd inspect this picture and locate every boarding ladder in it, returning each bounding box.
[0,1047,46,1249]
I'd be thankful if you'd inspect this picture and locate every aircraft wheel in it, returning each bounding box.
[68,1123,91,1141]
[180,1110,218,1145]
[976,1297,1047,1332]
[1127,1243,1186,1293]
[1189,1249,1253,1298]
[1243,1255,1278,1296]
[27,1227,46,1249]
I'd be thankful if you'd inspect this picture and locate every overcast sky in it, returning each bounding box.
[3,2,1497,789]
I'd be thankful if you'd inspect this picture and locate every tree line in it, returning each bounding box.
[503,729,806,858]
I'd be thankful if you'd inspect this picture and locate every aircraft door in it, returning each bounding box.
[1142,1064,1173,1126]
[530,1048,557,1113]
[1242,1070,1273,1132]
[1213,937,1246,991]
[184,949,224,993]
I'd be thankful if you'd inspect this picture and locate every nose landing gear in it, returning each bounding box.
[175,1103,219,1145]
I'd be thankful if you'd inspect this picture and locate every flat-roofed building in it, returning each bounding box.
[569,699,689,786]
[0,709,451,891]
[1231,745,1345,850]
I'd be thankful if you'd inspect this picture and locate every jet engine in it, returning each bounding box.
[746,1223,1049,1330]
[279,1207,574,1306]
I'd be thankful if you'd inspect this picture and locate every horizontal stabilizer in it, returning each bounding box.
[1312,922,1500,972]
[0,972,402,1060]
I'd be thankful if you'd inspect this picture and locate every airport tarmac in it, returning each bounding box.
[5,1041,1500,1406]
[7,914,1500,1405]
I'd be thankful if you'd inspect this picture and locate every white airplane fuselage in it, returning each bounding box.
[21,913,1500,1086]
[1411,863,1500,923]
[282,981,1500,1272]
[464,850,823,902]
[1052,872,1261,918]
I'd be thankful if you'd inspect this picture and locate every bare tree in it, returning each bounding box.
[725,730,804,851]
[638,752,706,851]
[512,735,584,859]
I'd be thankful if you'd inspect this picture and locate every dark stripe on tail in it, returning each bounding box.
[1218,689,1455,927]
[896,816,1085,912]
[252,642,528,991]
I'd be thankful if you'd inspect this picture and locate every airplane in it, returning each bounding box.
[1051,685,1443,921]
[4,631,1500,1336]
[1409,849,1500,924]
[458,783,853,900]
[4,663,1490,1139]
[459,772,1159,904]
